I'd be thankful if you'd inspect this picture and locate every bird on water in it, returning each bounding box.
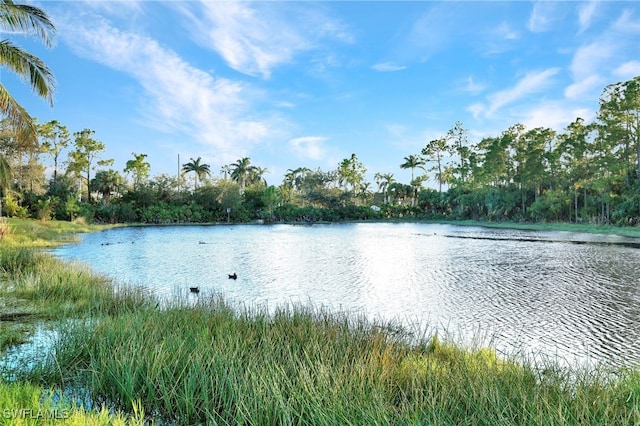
[228,273,238,280]
[189,287,200,294]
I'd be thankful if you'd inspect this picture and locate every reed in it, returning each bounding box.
[0,218,112,248]
[23,296,640,425]
[0,379,145,425]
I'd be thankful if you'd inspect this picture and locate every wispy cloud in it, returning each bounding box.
[570,40,616,80]
[566,8,638,100]
[58,12,274,163]
[614,9,640,32]
[528,1,559,33]
[520,102,593,132]
[479,21,520,55]
[371,63,406,72]
[470,68,561,118]
[565,75,605,100]
[458,76,486,95]
[495,22,519,41]
[614,61,640,80]
[577,1,598,33]
[174,1,352,79]
[289,136,329,162]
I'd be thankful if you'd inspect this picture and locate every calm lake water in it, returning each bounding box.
[53,222,640,370]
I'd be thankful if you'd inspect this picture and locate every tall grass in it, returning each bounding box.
[0,218,112,248]
[0,379,145,425]
[22,295,640,425]
[1,246,152,319]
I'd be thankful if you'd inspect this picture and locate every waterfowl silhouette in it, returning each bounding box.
[228,273,238,280]
[189,287,200,294]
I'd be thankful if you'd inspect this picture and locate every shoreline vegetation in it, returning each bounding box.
[1,219,640,424]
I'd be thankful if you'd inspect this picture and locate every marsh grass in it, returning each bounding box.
[1,218,112,248]
[1,246,153,319]
[21,295,640,425]
[0,379,145,425]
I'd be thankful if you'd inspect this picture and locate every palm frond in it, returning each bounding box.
[0,82,37,143]
[0,39,55,105]
[0,152,11,191]
[0,0,56,47]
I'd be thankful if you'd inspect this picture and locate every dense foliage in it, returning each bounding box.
[0,76,638,225]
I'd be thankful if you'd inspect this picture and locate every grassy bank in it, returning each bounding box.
[1,219,150,424]
[2,218,640,424]
[0,380,145,425]
[20,297,640,425]
[0,217,113,248]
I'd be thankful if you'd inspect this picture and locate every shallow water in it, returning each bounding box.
[51,222,640,369]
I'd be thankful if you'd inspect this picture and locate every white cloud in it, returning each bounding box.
[495,22,519,40]
[459,77,486,95]
[467,103,485,120]
[476,68,561,117]
[577,1,598,33]
[372,63,406,72]
[174,1,352,79]
[59,13,273,163]
[614,9,640,33]
[528,2,559,33]
[289,136,328,161]
[519,102,593,132]
[565,75,605,100]
[570,40,616,80]
[613,61,640,80]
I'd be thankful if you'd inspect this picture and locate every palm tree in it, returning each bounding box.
[374,172,395,204]
[124,152,151,189]
[0,0,56,143]
[91,169,124,206]
[249,166,269,186]
[400,154,426,206]
[181,157,210,190]
[230,157,254,192]
[0,153,10,217]
[220,164,231,180]
[400,154,426,182]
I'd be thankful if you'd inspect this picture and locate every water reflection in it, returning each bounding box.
[52,223,640,369]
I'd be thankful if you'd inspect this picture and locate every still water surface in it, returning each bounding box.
[53,223,640,369]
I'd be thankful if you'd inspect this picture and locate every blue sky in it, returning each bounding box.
[5,1,640,187]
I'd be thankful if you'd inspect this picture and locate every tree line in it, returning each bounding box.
[0,75,638,226]
[0,1,638,226]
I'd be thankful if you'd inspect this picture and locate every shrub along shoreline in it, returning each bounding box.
[1,218,640,424]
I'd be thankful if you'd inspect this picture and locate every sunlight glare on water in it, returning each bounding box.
[53,222,640,369]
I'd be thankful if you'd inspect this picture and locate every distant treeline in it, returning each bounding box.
[0,76,638,226]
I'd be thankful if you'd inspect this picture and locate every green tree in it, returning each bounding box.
[374,172,395,204]
[447,121,471,185]
[557,118,592,222]
[38,119,69,183]
[422,138,448,193]
[230,157,255,193]
[337,153,367,205]
[91,169,123,206]
[0,152,10,216]
[400,154,425,206]
[0,148,11,193]
[0,0,56,143]
[181,156,210,191]
[67,129,112,203]
[249,166,269,187]
[400,154,425,182]
[124,152,151,189]
[598,77,640,183]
